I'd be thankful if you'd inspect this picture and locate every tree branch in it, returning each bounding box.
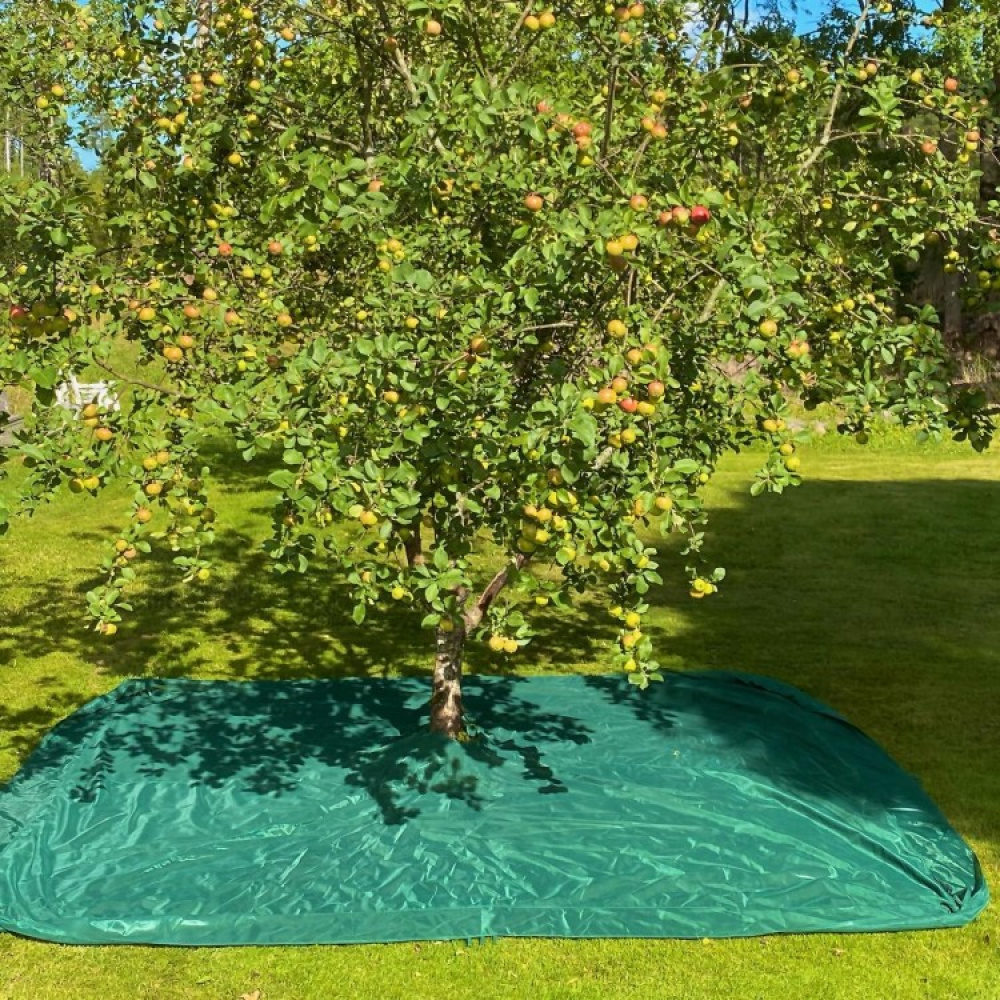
[798,0,871,175]
[92,358,188,399]
[465,553,529,629]
[602,60,618,160]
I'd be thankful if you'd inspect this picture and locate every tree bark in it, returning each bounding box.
[430,621,466,737]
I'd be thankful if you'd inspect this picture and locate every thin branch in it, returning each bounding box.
[602,61,618,160]
[509,1,536,44]
[798,0,871,175]
[92,358,188,399]
[499,34,540,89]
[697,276,727,324]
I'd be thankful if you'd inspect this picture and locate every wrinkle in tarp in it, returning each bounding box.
[0,672,988,945]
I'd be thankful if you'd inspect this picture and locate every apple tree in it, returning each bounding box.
[1,0,996,735]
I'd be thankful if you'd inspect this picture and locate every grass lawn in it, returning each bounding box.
[1,430,998,999]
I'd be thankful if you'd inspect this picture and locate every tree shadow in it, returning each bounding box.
[12,676,594,826]
[3,469,999,841]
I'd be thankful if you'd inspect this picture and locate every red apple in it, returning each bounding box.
[8,304,28,325]
[619,397,639,413]
[690,204,711,225]
[572,121,592,139]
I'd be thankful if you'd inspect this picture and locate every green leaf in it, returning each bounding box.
[569,410,598,449]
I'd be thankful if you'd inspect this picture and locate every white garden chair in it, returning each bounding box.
[55,372,121,413]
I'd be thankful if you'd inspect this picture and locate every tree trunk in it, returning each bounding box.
[430,621,466,738]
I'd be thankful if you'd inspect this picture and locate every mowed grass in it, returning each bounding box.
[1,431,999,1000]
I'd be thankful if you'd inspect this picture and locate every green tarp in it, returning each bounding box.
[0,672,987,945]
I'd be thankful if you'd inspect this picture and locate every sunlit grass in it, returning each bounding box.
[1,431,998,999]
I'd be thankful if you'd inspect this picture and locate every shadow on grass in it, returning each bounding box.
[2,473,999,837]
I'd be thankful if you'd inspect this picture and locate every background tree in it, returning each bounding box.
[1,0,996,735]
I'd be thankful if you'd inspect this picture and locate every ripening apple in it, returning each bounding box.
[611,375,629,394]
[943,77,959,93]
[177,334,195,349]
[538,10,556,28]
[536,100,553,114]
[183,304,201,319]
[95,427,114,442]
[606,238,625,257]
[523,14,540,30]
[787,339,811,359]
[657,210,672,227]
[572,121,592,139]
[626,347,643,365]
[619,397,639,413]
[367,178,384,193]
[163,345,184,363]
[425,18,442,36]
[646,380,665,398]
[524,193,544,212]
[641,116,656,133]
[652,123,668,139]
[629,193,648,211]
[8,304,28,325]
[759,319,778,338]
[672,206,691,225]
[596,387,617,406]
[267,240,284,255]
[620,233,639,252]
[469,335,489,355]
[607,319,627,338]
[218,242,233,256]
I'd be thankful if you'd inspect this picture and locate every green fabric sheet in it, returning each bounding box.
[0,671,988,945]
